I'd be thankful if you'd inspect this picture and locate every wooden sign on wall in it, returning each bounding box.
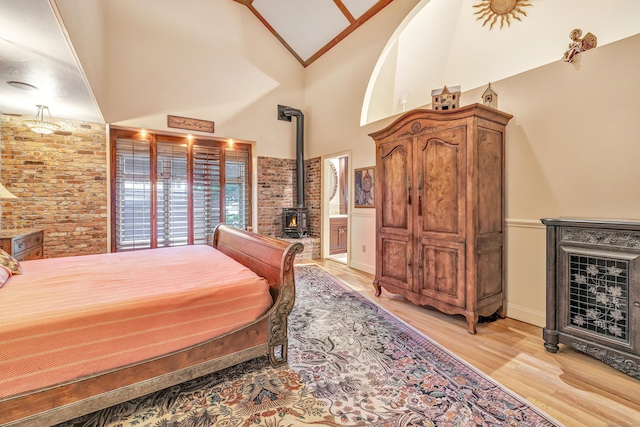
[167,115,215,133]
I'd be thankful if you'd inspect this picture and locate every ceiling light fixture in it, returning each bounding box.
[6,81,38,91]
[24,105,60,135]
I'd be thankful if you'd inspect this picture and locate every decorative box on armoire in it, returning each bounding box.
[369,104,512,334]
[542,217,640,379]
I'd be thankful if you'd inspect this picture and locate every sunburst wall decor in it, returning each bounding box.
[473,0,532,30]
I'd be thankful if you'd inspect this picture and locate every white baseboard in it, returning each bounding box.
[349,260,374,275]
[506,303,546,328]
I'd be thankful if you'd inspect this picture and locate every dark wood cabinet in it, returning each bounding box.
[0,228,44,261]
[329,216,348,255]
[542,218,640,379]
[369,104,512,333]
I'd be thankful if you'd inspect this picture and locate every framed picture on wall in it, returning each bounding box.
[354,167,374,208]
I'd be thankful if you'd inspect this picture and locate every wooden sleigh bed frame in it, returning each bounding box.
[0,224,303,427]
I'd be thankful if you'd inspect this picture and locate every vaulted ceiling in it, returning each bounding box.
[0,0,395,125]
[232,0,394,67]
[3,0,639,129]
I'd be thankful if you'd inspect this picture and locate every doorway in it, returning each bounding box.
[323,153,349,264]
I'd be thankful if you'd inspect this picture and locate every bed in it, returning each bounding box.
[0,224,303,427]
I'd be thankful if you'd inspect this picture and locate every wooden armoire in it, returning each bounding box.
[369,104,512,334]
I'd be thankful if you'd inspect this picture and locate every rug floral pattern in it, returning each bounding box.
[58,265,561,427]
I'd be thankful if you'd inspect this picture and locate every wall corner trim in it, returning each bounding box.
[506,218,545,229]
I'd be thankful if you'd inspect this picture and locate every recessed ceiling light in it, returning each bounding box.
[6,81,39,91]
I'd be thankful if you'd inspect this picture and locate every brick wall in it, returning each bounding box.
[0,114,107,258]
[256,156,296,237]
[304,156,321,238]
[0,116,322,260]
[257,156,321,237]
[257,155,321,260]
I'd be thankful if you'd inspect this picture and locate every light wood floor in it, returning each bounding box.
[307,259,640,427]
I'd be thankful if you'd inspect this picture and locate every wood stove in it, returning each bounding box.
[278,105,308,239]
[282,207,307,238]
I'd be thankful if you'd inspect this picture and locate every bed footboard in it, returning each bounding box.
[212,224,303,366]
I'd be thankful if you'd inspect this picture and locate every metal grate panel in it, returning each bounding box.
[568,254,629,343]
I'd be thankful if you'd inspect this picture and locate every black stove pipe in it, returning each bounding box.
[278,105,305,207]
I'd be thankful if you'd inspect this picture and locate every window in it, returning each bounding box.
[111,129,252,251]
[157,140,188,246]
[224,147,250,229]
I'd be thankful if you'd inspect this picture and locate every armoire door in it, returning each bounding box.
[415,126,467,306]
[416,238,466,307]
[376,138,413,292]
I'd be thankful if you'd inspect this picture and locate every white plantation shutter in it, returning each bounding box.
[111,129,252,251]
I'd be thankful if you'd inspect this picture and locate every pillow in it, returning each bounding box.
[0,249,22,275]
[0,264,11,289]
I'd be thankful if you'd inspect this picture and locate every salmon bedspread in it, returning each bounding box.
[0,245,272,399]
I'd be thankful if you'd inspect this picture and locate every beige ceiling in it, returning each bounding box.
[0,0,102,123]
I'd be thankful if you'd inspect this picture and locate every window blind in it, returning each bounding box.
[114,138,152,251]
[156,141,188,246]
[111,129,252,252]
[225,147,250,230]
[192,143,221,245]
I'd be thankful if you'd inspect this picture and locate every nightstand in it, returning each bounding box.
[0,228,44,261]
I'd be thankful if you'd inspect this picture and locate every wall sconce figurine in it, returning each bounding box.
[563,28,597,63]
[473,0,532,30]
[399,93,409,112]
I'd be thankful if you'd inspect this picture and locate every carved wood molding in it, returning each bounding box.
[398,121,437,138]
[561,227,640,248]
[572,341,640,380]
[268,242,303,366]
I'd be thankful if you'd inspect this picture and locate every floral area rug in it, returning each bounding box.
[58,265,562,427]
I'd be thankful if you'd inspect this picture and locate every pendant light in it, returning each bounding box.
[24,105,60,135]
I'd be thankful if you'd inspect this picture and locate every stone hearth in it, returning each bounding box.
[282,237,320,262]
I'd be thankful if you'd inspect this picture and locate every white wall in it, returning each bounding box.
[60,0,306,159]
[305,0,422,274]
[305,2,640,327]
[363,0,640,124]
[494,34,640,326]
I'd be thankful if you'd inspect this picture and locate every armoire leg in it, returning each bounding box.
[466,313,478,334]
[373,280,382,297]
